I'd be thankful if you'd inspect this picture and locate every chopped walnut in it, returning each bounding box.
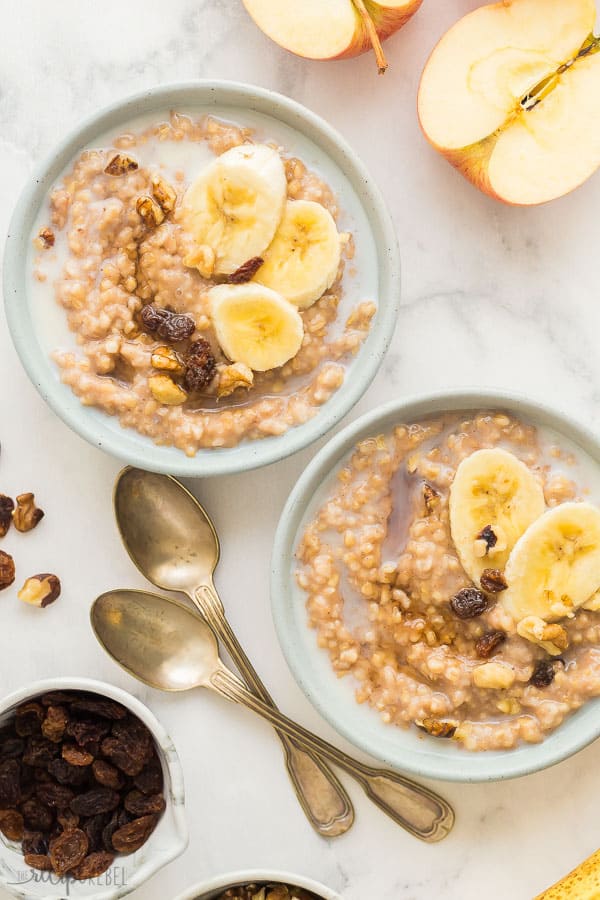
[517,616,568,656]
[473,662,515,690]
[184,244,215,277]
[0,550,15,590]
[151,346,184,375]
[150,173,177,214]
[0,495,14,537]
[148,374,187,405]
[422,483,440,515]
[104,154,138,176]
[416,718,457,738]
[13,493,44,532]
[136,195,165,228]
[18,574,61,608]
[497,697,521,715]
[216,362,254,399]
[37,227,55,248]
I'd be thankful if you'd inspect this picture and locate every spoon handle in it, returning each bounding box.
[194,583,354,838]
[209,664,454,843]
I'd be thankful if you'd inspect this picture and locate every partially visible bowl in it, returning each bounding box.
[174,869,341,900]
[271,388,600,782]
[0,677,188,900]
[4,80,400,477]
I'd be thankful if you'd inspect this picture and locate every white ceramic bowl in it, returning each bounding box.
[272,388,600,782]
[4,80,400,477]
[173,869,340,900]
[0,677,188,900]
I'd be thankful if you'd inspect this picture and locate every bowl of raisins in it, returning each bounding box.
[174,870,340,900]
[0,678,187,899]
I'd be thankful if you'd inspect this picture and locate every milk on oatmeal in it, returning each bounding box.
[31,110,377,455]
[296,411,600,752]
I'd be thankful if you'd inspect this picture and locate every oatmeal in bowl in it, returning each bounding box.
[272,392,600,781]
[5,83,399,475]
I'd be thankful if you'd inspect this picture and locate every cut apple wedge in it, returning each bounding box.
[418,0,600,205]
[242,0,423,74]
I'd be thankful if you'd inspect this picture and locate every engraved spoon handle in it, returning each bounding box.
[193,583,354,837]
[209,664,454,843]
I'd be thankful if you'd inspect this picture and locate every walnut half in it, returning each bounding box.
[18,574,61,608]
[13,493,44,532]
[216,363,254,399]
[517,616,568,656]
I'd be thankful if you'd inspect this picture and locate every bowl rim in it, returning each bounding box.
[172,868,341,900]
[271,387,600,782]
[0,676,188,900]
[3,78,400,477]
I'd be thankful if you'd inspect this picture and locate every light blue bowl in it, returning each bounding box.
[3,80,400,476]
[272,389,600,782]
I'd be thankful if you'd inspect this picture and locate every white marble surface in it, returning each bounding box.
[1,1,600,898]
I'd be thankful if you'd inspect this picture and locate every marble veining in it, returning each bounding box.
[1,1,600,898]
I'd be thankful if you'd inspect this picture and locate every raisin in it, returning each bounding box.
[450,588,490,619]
[48,758,89,787]
[62,744,94,767]
[0,808,24,840]
[183,338,217,392]
[101,717,152,776]
[24,853,53,871]
[530,658,564,688]
[0,759,21,807]
[70,697,127,721]
[70,788,120,817]
[57,808,80,831]
[227,256,264,284]
[480,569,508,593]
[111,814,159,854]
[0,550,15,590]
[0,737,25,760]
[0,495,14,537]
[123,789,166,817]
[49,827,89,876]
[67,717,111,748]
[140,305,195,341]
[41,706,69,743]
[102,809,129,853]
[20,799,53,832]
[475,631,507,659]
[40,691,76,707]
[23,737,59,768]
[72,850,115,880]
[15,703,44,737]
[92,760,124,791]
[133,759,163,795]
[477,525,498,550]
[82,813,110,852]
[22,831,48,855]
[35,782,75,810]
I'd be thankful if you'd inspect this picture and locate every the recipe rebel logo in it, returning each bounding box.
[4,863,128,895]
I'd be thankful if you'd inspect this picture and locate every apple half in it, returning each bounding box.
[242,0,423,74]
[418,0,600,205]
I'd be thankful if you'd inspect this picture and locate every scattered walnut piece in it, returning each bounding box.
[227,256,264,284]
[497,697,521,715]
[37,227,55,249]
[13,493,44,532]
[136,196,164,228]
[0,550,15,590]
[18,574,61,608]
[517,616,568,656]
[0,495,14,537]
[216,362,254,399]
[422,483,440,515]
[416,718,457,739]
[150,346,184,375]
[480,568,508,593]
[148,374,187,406]
[184,244,215,277]
[104,154,138,176]
[150,173,176,214]
[473,661,515,690]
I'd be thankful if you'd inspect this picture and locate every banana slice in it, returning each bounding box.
[450,448,545,585]
[252,199,341,309]
[502,502,600,622]
[180,143,286,276]
[210,283,304,372]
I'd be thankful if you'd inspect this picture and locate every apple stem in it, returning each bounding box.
[351,0,388,74]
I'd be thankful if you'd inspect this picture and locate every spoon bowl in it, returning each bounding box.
[92,589,220,691]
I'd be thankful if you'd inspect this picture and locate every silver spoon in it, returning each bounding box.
[113,466,353,838]
[91,589,455,843]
